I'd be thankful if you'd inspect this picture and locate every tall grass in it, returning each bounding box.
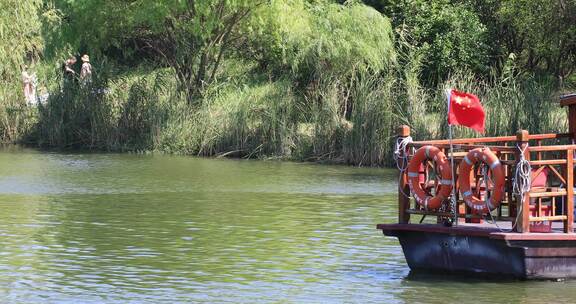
[35,69,113,149]
[0,0,43,142]
[156,78,297,158]
[343,72,395,166]
[18,55,569,168]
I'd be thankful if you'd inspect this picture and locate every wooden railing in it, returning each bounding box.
[396,125,575,233]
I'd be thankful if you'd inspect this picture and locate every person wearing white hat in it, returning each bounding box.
[80,54,92,84]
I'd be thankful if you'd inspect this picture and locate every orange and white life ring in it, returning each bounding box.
[458,147,505,213]
[407,145,453,210]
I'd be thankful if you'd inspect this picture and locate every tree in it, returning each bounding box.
[246,0,396,121]
[50,0,261,103]
[158,0,261,101]
[361,0,489,84]
[246,1,396,83]
[496,0,576,79]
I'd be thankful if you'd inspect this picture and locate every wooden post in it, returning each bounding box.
[397,125,411,224]
[566,149,574,233]
[560,94,576,233]
[515,130,531,233]
[560,94,576,138]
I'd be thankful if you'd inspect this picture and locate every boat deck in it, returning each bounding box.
[377,221,576,241]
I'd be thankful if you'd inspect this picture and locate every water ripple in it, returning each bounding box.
[0,149,574,302]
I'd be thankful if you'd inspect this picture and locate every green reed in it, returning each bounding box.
[4,57,570,167]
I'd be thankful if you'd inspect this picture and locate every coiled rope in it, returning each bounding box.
[394,136,413,199]
[394,136,413,172]
[511,143,531,230]
[485,144,530,231]
[513,144,532,199]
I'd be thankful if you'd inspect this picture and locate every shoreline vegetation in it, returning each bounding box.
[2,0,575,167]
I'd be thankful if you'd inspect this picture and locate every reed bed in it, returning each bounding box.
[11,57,567,167]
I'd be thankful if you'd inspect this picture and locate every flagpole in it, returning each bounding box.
[446,89,458,226]
[448,124,458,226]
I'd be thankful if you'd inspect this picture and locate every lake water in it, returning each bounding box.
[0,147,575,303]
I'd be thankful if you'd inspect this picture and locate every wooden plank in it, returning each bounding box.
[529,133,572,140]
[410,143,516,152]
[529,145,576,152]
[448,152,469,158]
[490,232,576,241]
[548,164,567,186]
[376,223,498,238]
[566,149,574,232]
[529,159,567,166]
[531,166,547,181]
[413,133,571,146]
[377,223,576,240]
[525,247,576,257]
[528,190,567,198]
[560,93,576,106]
[529,215,567,221]
[414,136,516,145]
[569,106,576,136]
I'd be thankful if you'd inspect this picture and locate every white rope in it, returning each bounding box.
[394,136,413,172]
[483,144,529,231]
[394,136,413,199]
[510,143,531,230]
[513,143,531,199]
[480,144,530,232]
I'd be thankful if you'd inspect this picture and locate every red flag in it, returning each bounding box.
[447,89,485,133]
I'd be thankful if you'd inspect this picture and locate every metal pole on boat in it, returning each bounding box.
[448,124,458,226]
[447,89,458,226]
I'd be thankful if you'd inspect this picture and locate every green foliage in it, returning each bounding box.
[0,0,43,74]
[248,0,396,79]
[364,0,488,84]
[50,0,261,101]
[294,1,396,78]
[0,0,44,141]
[47,0,174,56]
[497,0,576,78]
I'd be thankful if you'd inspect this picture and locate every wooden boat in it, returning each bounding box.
[378,94,576,279]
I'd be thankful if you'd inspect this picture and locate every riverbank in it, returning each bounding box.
[9,62,567,167]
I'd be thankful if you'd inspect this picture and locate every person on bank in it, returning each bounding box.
[63,55,77,83]
[80,54,92,85]
[22,65,37,105]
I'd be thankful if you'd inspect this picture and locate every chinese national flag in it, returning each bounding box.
[447,89,485,133]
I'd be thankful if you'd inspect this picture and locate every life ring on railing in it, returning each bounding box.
[458,147,505,213]
[407,145,453,210]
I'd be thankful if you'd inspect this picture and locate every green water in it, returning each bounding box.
[0,147,575,303]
